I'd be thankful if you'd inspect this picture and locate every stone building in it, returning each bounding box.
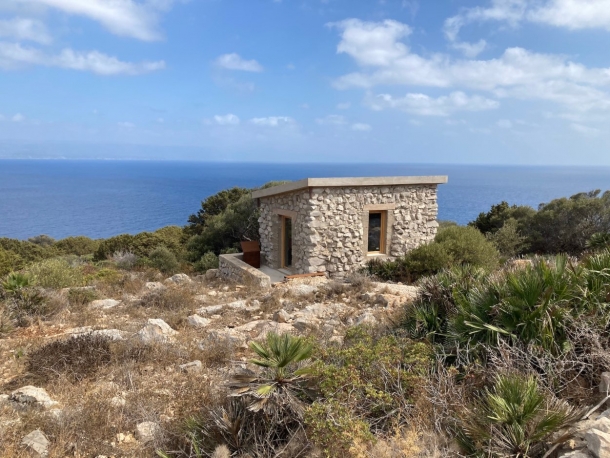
[251,176,448,278]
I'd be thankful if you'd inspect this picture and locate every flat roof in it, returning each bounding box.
[251,176,448,199]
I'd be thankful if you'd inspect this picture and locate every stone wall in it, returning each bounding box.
[258,184,439,278]
[218,253,272,288]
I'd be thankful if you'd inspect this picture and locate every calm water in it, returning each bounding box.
[1,160,609,240]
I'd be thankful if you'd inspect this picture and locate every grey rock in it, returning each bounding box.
[10,386,58,409]
[205,269,219,280]
[71,329,126,341]
[197,305,224,315]
[273,309,290,323]
[137,319,177,343]
[21,429,49,457]
[558,451,593,458]
[135,421,160,444]
[356,312,378,326]
[164,273,192,285]
[293,317,320,332]
[585,429,610,457]
[144,282,166,291]
[90,299,121,309]
[204,329,246,348]
[187,314,211,329]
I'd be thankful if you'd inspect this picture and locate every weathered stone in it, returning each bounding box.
[198,305,224,315]
[144,282,166,291]
[135,421,159,444]
[164,273,192,285]
[356,312,378,326]
[137,319,177,343]
[10,386,58,409]
[21,430,49,457]
[585,429,610,457]
[557,451,592,458]
[205,269,219,280]
[203,329,247,348]
[187,315,211,329]
[293,317,320,332]
[90,299,121,309]
[273,309,291,323]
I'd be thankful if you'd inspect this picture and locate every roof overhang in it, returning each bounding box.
[251,176,448,199]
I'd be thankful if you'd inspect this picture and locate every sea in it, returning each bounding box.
[1,160,609,240]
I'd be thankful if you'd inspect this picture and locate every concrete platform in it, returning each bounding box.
[259,265,286,284]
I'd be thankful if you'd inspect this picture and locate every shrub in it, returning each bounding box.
[0,247,23,277]
[0,237,58,264]
[55,235,100,256]
[111,250,138,269]
[434,225,500,270]
[68,288,98,306]
[470,201,536,235]
[27,334,112,382]
[457,373,578,457]
[139,287,195,311]
[149,246,180,274]
[193,251,219,273]
[486,218,528,258]
[186,187,251,236]
[28,234,56,247]
[2,272,32,292]
[25,257,86,288]
[402,242,453,280]
[587,232,610,251]
[3,287,53,326]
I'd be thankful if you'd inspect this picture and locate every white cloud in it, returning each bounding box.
[445,0,610,47]
[367,91,499,116]
[215,53,263,72]
[331,19,610,113]
[0,18,52,44]
[336,102,351,110]
[450,39,487,58]
[351,123,371,131]
[17,0,178,41]
[12,113,25,122]
[214,114,240,125]
[571,122,600,135]
[250,116,294,126]
[496,119,513,128]
[316,114,347,125]
[118,121,135,128]
[0,42,165,74]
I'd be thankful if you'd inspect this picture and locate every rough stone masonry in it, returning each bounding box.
[252,176,448,278]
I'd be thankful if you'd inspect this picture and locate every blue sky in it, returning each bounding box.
[1,0,610,164]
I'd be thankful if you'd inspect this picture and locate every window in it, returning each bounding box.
[368,211,387,254]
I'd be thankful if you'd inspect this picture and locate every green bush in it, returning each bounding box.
[55,236,100,256]
[470,201,536,235]
[186,187,251,236]
[25,257,86,288]
[93,228,184,262]
[28,234,56,247]
[486,218,528,258]
[0,237,57,265]
[194,251,219,273]
[457,374,578,457]
[0,248,24,277]
[148,245,180,274]
[435,225,500,271]
[402,242,453,279]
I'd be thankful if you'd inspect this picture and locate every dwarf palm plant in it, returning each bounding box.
[586,232,610,251]
[2,272,32,293]
[229,332,314,415]
[458,373,579,457]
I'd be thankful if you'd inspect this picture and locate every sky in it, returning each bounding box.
[1,0,610,164]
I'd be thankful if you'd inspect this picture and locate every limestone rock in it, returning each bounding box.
[356,312,378,326]
[558,452,592,458]
[198,305,224,315]
[273,309,290,323]
[203,329,246,349]
[90,299,121,309]
[21,430,49,457]
[164,273,192,285]
[293,317,320,332]
[144,282,166,291]
[205,269,219,280]
[70,329,126,341]
[10,386,58,409]
[585,429,610,457]
[288,284,318,297]
[137,319,177,343]
[187,315,211,329]
[135,421,160,444]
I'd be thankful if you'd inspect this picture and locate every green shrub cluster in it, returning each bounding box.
[366,225,499,282]
[471,190,610,255]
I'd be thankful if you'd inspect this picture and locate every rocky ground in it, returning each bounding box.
[0,270,418,457]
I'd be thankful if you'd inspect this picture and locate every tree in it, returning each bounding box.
[186,187,250,236]
[470,201,535,235]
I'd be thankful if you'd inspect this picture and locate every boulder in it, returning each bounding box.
[135,421,160,444]
[585,429,610,457]
[164,273,192,285]
[287,284,318,297]
[144,282,166,292]
[137,319,177,344]
[293,317,320,332]
[203,329,247,349]
[90,299,121,309]
[70,329,126,341]
[187,315,211,329]
[197,305,224,315]
[356,312,379,326]
[10,386,58,409]
[273,309,291,323]
[205,269,219,280]
[21,430,49,457]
